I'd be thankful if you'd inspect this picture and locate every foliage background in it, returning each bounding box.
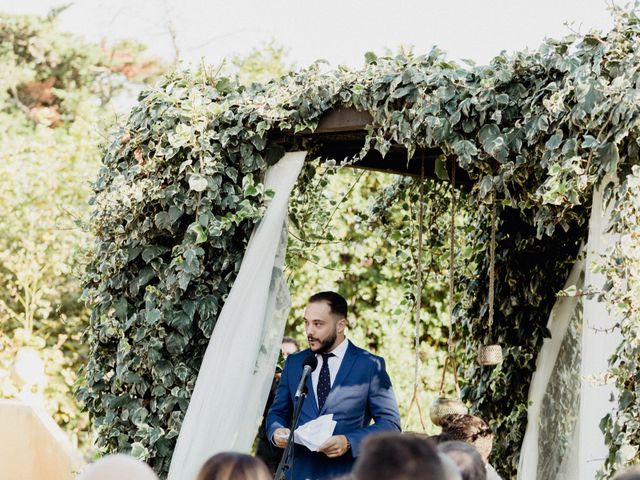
[0,12,161,451]
[79,7,640,477]
[2,7,639,480]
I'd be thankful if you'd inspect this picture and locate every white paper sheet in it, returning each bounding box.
[294,414,337,451]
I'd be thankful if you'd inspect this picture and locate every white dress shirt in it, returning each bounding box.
[311,338,349,407]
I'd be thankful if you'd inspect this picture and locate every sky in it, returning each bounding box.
[1,0,616,69]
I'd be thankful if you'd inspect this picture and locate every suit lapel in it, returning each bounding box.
[305,363,319,416]
[319,341,358,415]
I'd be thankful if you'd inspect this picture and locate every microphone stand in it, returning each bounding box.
[274,383,308,480]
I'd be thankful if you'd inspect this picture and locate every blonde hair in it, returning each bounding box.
[78,454,158,480]
[196,452,271,480]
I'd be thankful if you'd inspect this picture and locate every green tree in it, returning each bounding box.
[230,40,293,86]
[0,12,162,451]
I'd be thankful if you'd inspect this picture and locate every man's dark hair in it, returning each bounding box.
[308,291,348,318]
[352,432,445,480]
[438,441,486,480]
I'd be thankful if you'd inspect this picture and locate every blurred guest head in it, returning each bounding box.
[428,433,453,445]
[78,454,158,480]
[197,452,270,480]
[438,441,486,480]
[352,432,445,480]
[440,414,494,463]
[281,337,299,359]
[614,465,640,480]
[439,452,463,480]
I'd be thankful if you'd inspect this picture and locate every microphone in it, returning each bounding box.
[294,354,318,399]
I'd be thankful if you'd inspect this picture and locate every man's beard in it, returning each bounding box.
[310,331,337,353]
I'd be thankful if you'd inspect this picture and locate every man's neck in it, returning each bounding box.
[326,335,346,353]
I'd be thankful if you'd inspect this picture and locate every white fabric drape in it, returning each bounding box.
[578,173,622,479]
[167,151,306,480]
[517,254,585,479]
[518,174,622,479]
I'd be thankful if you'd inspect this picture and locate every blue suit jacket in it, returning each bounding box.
[266,341,401,480]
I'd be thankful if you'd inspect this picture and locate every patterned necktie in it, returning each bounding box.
[317,352,335,410]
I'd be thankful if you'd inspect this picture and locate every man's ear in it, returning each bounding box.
[337,317,347,333]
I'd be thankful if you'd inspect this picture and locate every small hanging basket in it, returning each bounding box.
[476,196,503,367]
[430,397,468,426]
[431,163,468,426]
[477,344,503,366]
[430,355,468,426]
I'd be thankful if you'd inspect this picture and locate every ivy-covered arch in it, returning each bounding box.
[80,7,640,478]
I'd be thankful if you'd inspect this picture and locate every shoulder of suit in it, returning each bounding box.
[349,343,387,367]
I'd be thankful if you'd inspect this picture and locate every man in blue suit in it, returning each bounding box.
[267,291,401,480]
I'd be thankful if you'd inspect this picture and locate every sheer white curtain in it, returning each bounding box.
[167,151,306,480]
[517,255,585,479]
[578,173,622,479]
[518,173,622,479]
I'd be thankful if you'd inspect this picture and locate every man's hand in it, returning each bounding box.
[318,435,349,458]
[272,428,291,448]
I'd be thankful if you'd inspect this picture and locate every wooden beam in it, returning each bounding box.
[314,107,373,133]
[273,106,470,184]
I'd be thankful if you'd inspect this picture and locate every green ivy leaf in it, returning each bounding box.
[546,131,564,150]
[215,77,234,94]
[145,309,162,324]
[435,157,449,180]
[598,143,620,173]
[479,175,493,198]
[142,246,168,263]
[190,224,208,244]
[582,135,599,149]
[495,93,509,106]
[188,174,208,192]
[130,442,150,460]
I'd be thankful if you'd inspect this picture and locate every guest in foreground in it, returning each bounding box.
[78,454,158,480]
[196,452,271,480]
[439,452,463,480]
[439,414,501,479]
[267,291,401,480]
[351,432,446,480]
[438,441,486,480]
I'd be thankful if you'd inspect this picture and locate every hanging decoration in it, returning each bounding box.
[429,161,468,425]
[404,156,428,432]
[477,194,503,366]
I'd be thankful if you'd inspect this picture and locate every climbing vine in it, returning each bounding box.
[81,7,640,477]
[598,165,640,477]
